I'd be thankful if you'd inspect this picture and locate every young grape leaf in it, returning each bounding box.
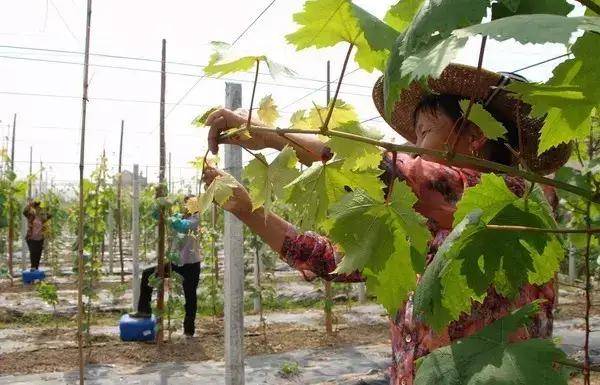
[204,41,295,77]
[285,160,384,230]
[327,121,383,171]
[289,109,311,129]
[507,33,600,154]
[459,100,507,140]
[257,95,280,127]
[309,100,358,130]
[414,302,569,385]
[286,0,399,72]
[194,174,238,215]
[492,0,574,20]
[243,146,300,212]
[191,106,221,127]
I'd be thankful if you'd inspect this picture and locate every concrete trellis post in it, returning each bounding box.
[223,82,245,385]
[131,164,140,310]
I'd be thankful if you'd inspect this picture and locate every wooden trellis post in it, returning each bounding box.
[324,60,333,335]
[156,38,167,346]
[76,1,93,383]
[7,113,16,279]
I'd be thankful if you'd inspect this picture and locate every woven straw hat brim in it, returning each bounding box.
[372,64,571,175]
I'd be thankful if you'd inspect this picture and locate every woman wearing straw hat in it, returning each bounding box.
[202,64,570,385]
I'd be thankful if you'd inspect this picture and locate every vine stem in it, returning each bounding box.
[240,144,268,166]
[219,126,599,204]
[486,225,600,234]
[385,151,398,205]
[322,43,354,132]
[447,35,487,157]
[246,59,260,131]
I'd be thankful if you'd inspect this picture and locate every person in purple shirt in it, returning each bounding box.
[132,195,201,338]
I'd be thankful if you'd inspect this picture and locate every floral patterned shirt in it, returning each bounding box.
[280,152,555,385]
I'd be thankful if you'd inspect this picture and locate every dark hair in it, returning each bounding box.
[183,194,194,203]
[413,93,518,166]
[412,93,463,123]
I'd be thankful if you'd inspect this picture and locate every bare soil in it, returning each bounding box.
[0,320,390,375]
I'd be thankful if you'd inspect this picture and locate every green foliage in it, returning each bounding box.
[257,95,279,127]
[286,0,399,72]
[278,361,301,378]
[414,302,569,385]
[37,281,59,308]
[191,174,238,215]
[285,160,384,230]
[327,184,430,314]
[459,101,507,140]
[204,41,295,77]
[191,106,220,127]
[507,33,600,153]
[414,175,562,330]
[491,0,573,20]
[327,121,383,171]
[243,146,299,212]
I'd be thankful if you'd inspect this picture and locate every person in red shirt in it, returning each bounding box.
[22,198,51,271]
[201,64,570,384]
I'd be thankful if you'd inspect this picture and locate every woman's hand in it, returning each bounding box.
[202,164,253,217]
[206,108,277,154]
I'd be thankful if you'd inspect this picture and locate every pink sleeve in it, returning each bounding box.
[381,152,480,230]
[281,231,364,283]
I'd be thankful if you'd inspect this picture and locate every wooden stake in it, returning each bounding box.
[131,164,140,310]
[156,38,167,346]
[77,1,93,383]
[7,113,16,279]
[116,120,125,283]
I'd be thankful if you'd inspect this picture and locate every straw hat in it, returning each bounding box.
[372,64,571,175]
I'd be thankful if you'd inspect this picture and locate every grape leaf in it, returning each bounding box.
[191,106,221,127]
[390,15,600,116]
[413,210,484,331]
[414,302,569,385]
[459,100,507,140]
[384,0,426,33]
[364,234,415,315]
[286,0,399,72]
[309,100,358,130]
[327,121,383,171]
[507,33,600,153]
[453,173,518,226]
[204,41,295,77]
[194,174,238,215]
[383,0,488,116]
[289,109,311,129]
[257,95,280,127]
[492,0,574,20]
[285,160,384,230]
[243,146,299,212]
[327,184,430,314]
[330,182,430,274]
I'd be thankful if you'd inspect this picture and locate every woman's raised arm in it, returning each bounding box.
[206,108,326,166]
[203,165,363,282]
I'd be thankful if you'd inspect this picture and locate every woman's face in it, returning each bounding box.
[415,109,479,157]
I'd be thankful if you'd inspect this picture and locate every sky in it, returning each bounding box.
[0,0,583,195]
